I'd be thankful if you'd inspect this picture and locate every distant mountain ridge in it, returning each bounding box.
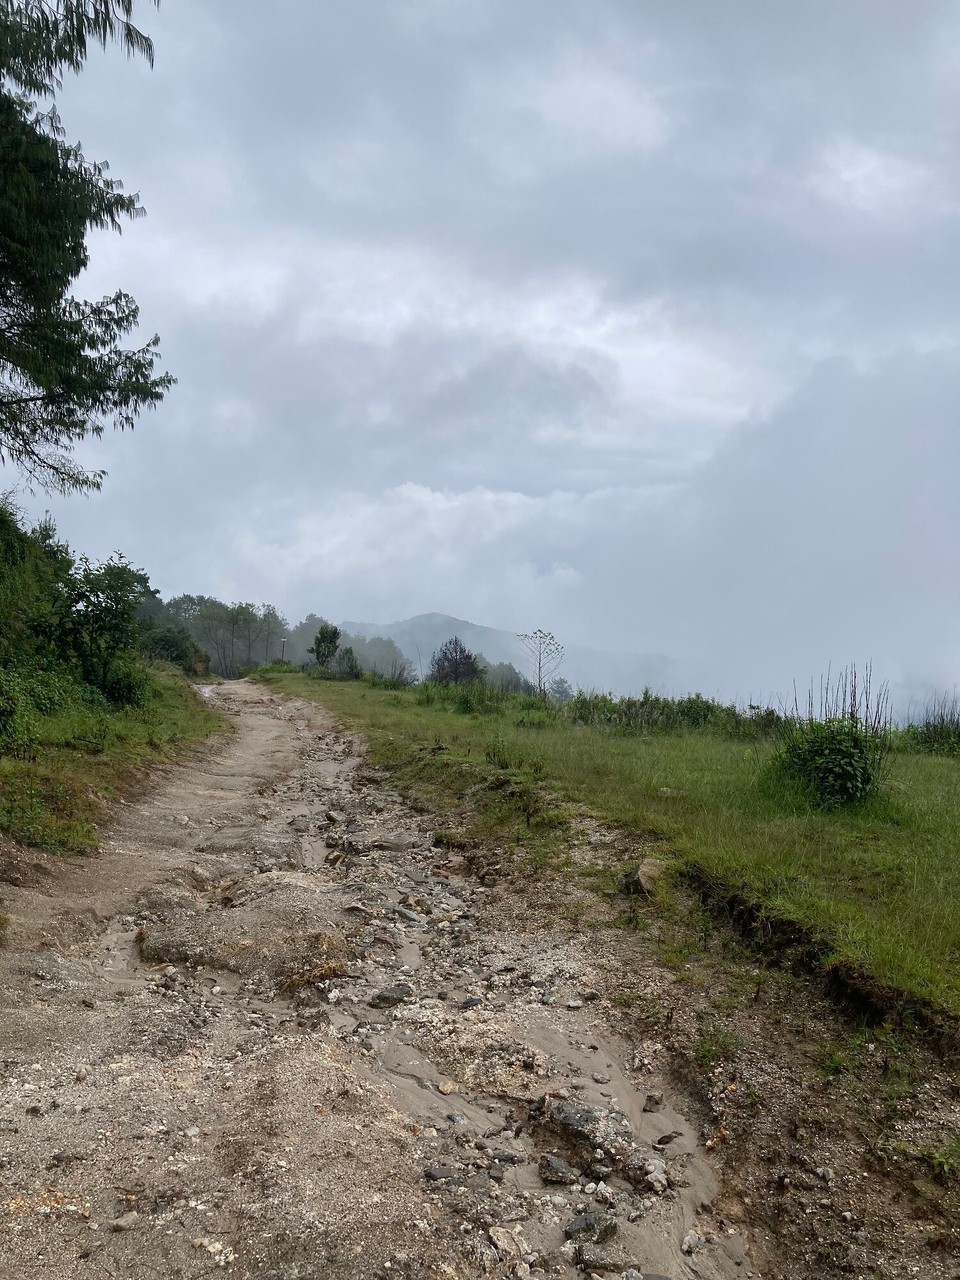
[340,612,671,695]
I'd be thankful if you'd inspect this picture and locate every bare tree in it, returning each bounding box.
[518,629,564,697]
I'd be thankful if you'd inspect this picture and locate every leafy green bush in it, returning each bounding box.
[140,621,209,673]
[774,716,887,808]
[770,666,891,808]
[99,658,150,708]
[17,668,79,715]
[0,665,114,755]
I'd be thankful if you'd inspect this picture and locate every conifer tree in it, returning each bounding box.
[428,636,482,686]
[0,1,173,492]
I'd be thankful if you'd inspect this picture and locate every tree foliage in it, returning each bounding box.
[546,675,573,704]
[0,495,155,716]
[1,2,158,98]
[428,636,482,686]
[64,552,148,696]
[483,659,534,694]
[0,0,173,493]
[311,621,341,669]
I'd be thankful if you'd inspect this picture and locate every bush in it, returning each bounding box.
[17,668,79,715]
[255,660,299,676]
[565,687,782,739]
[99,659,150,708]
[770,666,890,809]
[0,669,37,755]
[333,646,362,680]
[900,693,960,756]
[773,716,887,808]
[140,622,209,674]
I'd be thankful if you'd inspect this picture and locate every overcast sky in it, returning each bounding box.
[17,0,960,700]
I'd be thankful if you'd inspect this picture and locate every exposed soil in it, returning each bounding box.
[0,681,955,1279]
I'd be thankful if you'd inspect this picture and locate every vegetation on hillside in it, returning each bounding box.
[0,497,221,853]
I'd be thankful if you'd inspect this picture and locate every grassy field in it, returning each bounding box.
[260,672,960,1023]
[0,664,224,856]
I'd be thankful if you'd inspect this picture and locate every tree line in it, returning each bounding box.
[138,597,569,699]
[138,594,416,683]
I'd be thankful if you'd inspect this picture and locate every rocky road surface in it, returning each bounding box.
[0,681,761,1278]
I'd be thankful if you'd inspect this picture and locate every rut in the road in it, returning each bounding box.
[0,681,755,1280]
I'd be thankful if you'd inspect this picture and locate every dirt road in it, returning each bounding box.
[0,681,759,1278]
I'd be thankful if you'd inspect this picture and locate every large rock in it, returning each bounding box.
[537,1097,633,1164]
[618,858,667,897]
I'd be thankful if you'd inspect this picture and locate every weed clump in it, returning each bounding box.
[567,688,782,739]
[772,667,889,809]
[900,693,960,757]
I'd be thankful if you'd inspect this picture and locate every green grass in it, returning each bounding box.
[258,673,960,1022]
[0,664,224,854]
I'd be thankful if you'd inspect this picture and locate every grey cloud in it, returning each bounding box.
[15,1,960,702]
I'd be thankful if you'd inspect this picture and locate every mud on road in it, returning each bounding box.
[0,680,945,1279]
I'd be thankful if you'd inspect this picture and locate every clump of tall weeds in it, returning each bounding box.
[773,666,890,809]
[901,692,960,757]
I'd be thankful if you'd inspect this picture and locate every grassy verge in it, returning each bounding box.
[0,664,224,855]
[259,672,960,1024]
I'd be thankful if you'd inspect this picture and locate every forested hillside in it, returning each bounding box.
[0,497,219,854]
[144,596,415,681]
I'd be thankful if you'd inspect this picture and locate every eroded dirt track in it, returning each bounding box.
[0,682,756,1279]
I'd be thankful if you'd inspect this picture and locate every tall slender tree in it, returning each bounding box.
[518,629,564,698]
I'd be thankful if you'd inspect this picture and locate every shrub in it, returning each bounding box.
[0,669,38,755]
[140,622,209,674]
[771,667,890,808]
[99,659,150,708]
[775,717,886,808]
[900,693,960,756]
[565,687,782,739]
[333,646,362,680]
[18,668,80,715]
[255,659,299,675]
